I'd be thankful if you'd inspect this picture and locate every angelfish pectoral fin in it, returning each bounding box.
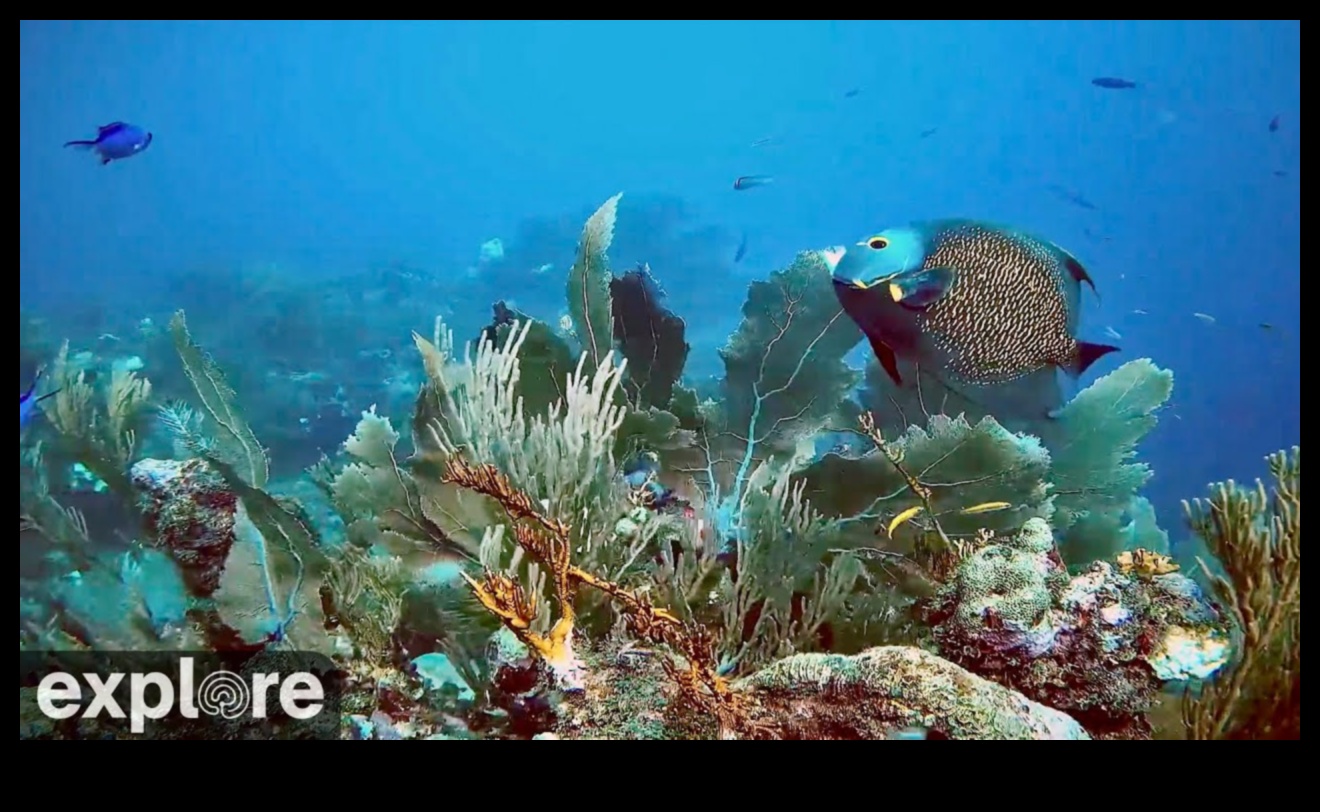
[889,266,955,309]
[867,335,903,386]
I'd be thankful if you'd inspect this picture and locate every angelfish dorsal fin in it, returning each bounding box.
[1060,251,1098,299]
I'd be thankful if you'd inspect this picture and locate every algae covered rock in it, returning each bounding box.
[737,646,1090,740]
[545,636,1088,740]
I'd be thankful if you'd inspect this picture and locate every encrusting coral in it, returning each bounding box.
[920,517,1229,739]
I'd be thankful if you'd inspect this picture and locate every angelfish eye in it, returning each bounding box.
[867,236,889,250]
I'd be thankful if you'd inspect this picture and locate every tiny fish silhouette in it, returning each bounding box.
[733,231,748,263]
[733,175,773,190]
[64,122,153,165]
[1269,114,1281,133]
[19,369,58,431]
[1091,77,1138,90]
[1048,184,1097,210]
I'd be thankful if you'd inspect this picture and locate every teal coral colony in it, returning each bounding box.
[19,196,1300,741]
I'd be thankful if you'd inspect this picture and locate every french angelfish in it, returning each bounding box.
[826,219,1118,418]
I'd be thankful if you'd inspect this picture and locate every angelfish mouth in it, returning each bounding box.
[830,276,873,290]
[835,272,902,291]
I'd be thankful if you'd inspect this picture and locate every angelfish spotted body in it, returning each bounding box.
[826,219,1118,403]
[64,122,153,165]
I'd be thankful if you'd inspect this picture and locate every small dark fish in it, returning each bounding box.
[919,127,938,139]
[733,231,748,263]
[843,88,861,98]
[20,369,59,431]
[1273,170,1288,178]
[750,136,776,148]
[1269,114,1281,133]
[1047,184,1097,211]
[733,175,773,190]
[826,220,1116,418]
[1091,77,1138,90]
[1259,322,1274,330]
[64,121,153,165]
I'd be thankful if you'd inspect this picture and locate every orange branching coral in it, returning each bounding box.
[1116,548,1180,577]
[442,455,746,730]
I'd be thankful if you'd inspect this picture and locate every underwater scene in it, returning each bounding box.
[19,21,1299,740]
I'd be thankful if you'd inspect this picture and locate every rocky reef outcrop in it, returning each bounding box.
[921,518,1229,738]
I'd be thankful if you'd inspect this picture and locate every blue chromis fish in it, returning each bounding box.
[64,122,153,165]
[826,220,1118,413]
[20,370,58,431]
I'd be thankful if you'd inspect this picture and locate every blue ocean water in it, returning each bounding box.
[21,20,1299,520]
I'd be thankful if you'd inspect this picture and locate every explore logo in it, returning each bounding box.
[20,651,342,740]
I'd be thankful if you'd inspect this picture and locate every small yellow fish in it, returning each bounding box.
[960,501,1012,515]
[886,506,924,536]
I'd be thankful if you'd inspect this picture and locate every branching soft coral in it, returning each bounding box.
[20,441,94,567]
[442,455,745,732]
[1182,446,1300,740]
[321,545,408,662]
[41,341,153,495]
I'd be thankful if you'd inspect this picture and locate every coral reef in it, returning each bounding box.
[18,192,1299,741]
[921,518,1229,738]
[443,455,1091,739]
